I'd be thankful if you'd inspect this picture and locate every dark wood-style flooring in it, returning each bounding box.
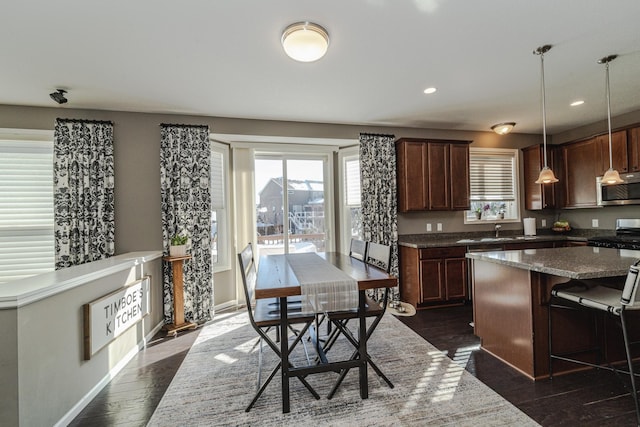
[70,304,639,426]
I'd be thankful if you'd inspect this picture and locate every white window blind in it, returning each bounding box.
[211,150,225,209]
[210,142,230,271]
[0,138,54,284]
[469,151,516,201]
[345,158,361,206]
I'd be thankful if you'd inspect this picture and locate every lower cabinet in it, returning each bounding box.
[399,240,571,309]
[399,246,467,308]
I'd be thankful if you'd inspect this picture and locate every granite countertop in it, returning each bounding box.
[466,246,640,279]
[398,231,596,249]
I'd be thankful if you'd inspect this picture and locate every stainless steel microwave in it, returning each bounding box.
[597,174,640,206]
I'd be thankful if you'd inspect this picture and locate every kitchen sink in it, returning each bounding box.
[456,237,515,243]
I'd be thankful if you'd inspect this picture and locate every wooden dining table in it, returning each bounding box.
[255,251,397,413]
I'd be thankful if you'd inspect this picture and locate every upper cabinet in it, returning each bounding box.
[396,138,470,212]
[522,129,632,210]
[562,130,627,209]
[561,138,601,208]
[521,144,558,210]
[629,127,640,172]
[596,130,628,176]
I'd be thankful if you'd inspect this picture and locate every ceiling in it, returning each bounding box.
[3,0,640,135]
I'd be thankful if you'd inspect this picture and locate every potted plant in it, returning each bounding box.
[497,203,506,220]
[169,233,189,257]
[474,206,482,220]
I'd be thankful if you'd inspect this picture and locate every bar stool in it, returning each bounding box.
[548,259,640,423]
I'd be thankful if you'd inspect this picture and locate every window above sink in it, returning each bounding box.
[464,148,520,225]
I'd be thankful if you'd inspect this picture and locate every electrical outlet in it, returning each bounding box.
[437,223,443,232]
[426,223,432,232]
[592,219,599,228]
[541,219,547,227]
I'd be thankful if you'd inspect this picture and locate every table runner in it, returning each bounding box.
[286,253,358,313]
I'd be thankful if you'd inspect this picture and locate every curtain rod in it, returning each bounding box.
[56,118,113,125]
[160,123,209,129]
[359,132,395,138]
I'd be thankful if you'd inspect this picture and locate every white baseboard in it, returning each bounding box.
[54,320,165,427]
[214,299,238,313]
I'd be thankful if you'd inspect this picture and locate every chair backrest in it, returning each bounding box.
[621,260,640,307]
[349,238,368,261]
[238,243,257,314]
[365,242,391,273]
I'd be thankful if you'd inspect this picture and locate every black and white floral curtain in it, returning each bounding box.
[53,119,115,269]
[160,124,213,324]
[359,133,399,300]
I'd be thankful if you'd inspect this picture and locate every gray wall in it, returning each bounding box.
[0,104,550,304]
[1,257,163,426]
[2,104,640,307]
[0,309,18,427]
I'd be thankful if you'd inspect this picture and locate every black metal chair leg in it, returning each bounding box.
[328,363,349,399]
[368,357,394,388]
[620,311,640,425]
[246,362,281,412]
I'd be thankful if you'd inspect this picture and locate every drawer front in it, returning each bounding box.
[420,246,466,259]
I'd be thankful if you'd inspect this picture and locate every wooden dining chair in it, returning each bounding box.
[237,243,320,411]
[324,241,395,398]
[548,259,640,424]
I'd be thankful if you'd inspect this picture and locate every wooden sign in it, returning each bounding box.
[83,276,151,360]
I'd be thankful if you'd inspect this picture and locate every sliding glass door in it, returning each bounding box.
[255,155,330,256]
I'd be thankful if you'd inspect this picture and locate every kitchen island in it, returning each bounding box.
[467,246,640,380]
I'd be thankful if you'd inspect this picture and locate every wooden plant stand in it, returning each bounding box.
[162,255,198,337]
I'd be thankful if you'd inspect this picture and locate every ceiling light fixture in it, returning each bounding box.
[491,122,516,135]
[533,45,559,184]
[281,22,329,62]
[570,100,585,107]
[49,89,68,104]
[598,54,624,185]
[423,87,437,94]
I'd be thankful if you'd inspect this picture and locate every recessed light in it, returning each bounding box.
[570,100,584,107]
[424,87,437,94]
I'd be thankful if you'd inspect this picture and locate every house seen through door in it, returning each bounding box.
[255,156,329,256]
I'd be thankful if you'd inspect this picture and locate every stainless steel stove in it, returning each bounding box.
[588,219,640,250]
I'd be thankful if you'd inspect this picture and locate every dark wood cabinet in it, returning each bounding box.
[399,240,563,309]
[426,142,450,210]
[396,138,470,212]
[629,127,640,172]
[561,138,601,208]
[522,144,557,210]
[560,130,627,208]
[450,143,471,210]
[596,130,628,175]
[399,246,467,308]
[396,140,428,211]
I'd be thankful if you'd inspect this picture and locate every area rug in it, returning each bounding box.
[148,310,539,426]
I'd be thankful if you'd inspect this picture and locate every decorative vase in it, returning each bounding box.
[169,245,187,257]
[498,212,505,220]
[475,212,482,220]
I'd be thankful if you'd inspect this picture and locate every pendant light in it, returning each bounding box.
[598,54,624,184]
[533,45,559,184]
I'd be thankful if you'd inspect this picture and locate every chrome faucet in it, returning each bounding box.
[495,224,502,238]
